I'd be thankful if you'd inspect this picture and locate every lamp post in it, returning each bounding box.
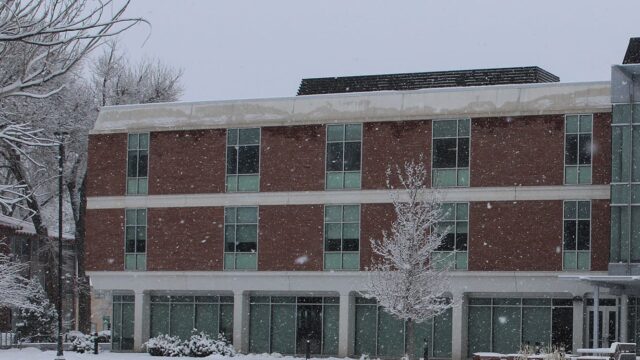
[54,131,68,360]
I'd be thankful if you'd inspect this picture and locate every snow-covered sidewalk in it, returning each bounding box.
[0,348,352,360]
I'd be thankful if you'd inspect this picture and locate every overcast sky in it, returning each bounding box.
[117,0,640,102]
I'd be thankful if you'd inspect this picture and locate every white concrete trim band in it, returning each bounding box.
[87,185,610,209]
[91,81,611,134]
[87,270,603,298]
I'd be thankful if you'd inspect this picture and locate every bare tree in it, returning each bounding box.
[91,41,184,106]
[0,0,145,330]
[365,158,454,360]
[0,0,145,99]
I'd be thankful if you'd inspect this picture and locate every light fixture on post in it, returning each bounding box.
[54,131,68,360]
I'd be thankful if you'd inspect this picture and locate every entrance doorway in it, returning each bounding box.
[296,305,322,354]
[586,299,618,348]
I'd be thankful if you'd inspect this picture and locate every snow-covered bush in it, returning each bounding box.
[145,334,186,357]
[72,333,96,353]
[188,332,235,357]
[145,332,235,357]
[15,282,57,343]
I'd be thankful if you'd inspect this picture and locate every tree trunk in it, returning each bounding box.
[406,318,416,360]
[69,174,91,333]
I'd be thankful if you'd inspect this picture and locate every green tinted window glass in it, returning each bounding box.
[271,304,296,354]
[522,306,551,347]
[325,206,342,222]
[456,203,469,220]
[195,303,217,335]
[227,129,238,145]
[249,304,270,353]
[377,309,404,356]
[237,207,257,223]
[565,115,579,133]
[239,128,260,145]
[345,124,362,141]
[433,120,458,138]
[225,207,258,270]
[327,125,344,142]
[324,204,360,270]
[323,305,339,355]
[433,308,452,357]
[492,306,521,354]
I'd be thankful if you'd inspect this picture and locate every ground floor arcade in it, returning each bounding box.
[89,271,639,359]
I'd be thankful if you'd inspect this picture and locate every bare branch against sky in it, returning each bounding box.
[117,0,640,102]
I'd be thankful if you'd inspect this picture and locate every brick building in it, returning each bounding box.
[86,41,640,359]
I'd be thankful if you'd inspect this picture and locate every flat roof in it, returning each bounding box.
[92,81,611,134]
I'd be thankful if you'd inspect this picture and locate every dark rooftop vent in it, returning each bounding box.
[623,38,640,64]
[297,66,560,96]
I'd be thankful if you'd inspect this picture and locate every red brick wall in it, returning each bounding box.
[260,126,325,192]
[85,209,124,271]
[360,203,395,270]
[471,115,564,187]
[147,207,223,271]
[592,113,612,185]
[149,130,226,194]
[469,201,563,271]
[258,205,323,270]
[86,134,127,197]
[362,120,431,189]
[591,200,610,271]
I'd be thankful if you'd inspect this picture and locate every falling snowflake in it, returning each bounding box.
[498,316,508,324]
[295,255,309,265]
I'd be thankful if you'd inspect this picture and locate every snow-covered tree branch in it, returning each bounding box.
[0,0,146,99]
[364,158,454,360]
[0,252,46,312]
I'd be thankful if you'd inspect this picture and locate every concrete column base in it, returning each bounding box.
[233,291,250,353]
[338,292,354,357]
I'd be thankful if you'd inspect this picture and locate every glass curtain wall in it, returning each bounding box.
[112,295,135,351]
[467,298,573,357]
[249,296,339,356]
[354,298,452,359]
[611,104,640,263]
[149,295,234,341]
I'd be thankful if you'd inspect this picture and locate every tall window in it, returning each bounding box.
[226,128,260,192]
[150,295,233,341]
[354,297,452,358]
[127,133,149,195]
[467,298,573,356]
[563,200,591,270]
[326,124,362,189]
[112,295,135,350]
[564,114,592,184]
[249,296,339,355]
[432,202,468,270]
[224,207,258,270]
[432,119,470,187]
[610,104,640,263]
[125,208,146,271]
[324,204,359,270]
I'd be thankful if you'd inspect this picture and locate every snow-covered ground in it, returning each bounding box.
[0,348,353,360]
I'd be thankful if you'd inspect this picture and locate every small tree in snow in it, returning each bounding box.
[15,281,57,342]
[0,253,45,312]
[365,158,454,360]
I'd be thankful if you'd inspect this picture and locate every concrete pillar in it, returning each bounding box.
[594,286,600,347]
[338,292,354,357]
[620,294,629,342]
[233,291,250,353]
[451,293,467,360]
[572,296,584,353]
[133,290,147,351]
